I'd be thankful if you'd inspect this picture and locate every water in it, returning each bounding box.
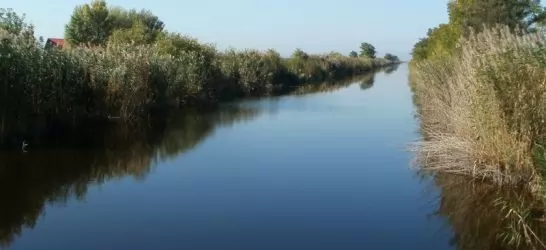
[0,64,458,250]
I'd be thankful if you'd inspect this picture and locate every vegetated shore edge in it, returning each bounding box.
[408,0,546,192]
[408,22,546,249]
[1,3,402,146]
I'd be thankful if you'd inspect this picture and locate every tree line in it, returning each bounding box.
[62,1,399,61]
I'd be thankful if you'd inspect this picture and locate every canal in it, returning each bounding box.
[1,64,457,250]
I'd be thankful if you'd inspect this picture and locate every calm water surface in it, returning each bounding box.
[1,64,458,250]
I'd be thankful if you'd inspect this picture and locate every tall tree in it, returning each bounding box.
[359,42,376,58]
[349,51,358,57]
[65,0,112,46]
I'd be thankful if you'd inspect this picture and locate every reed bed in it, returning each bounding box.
[411,26,546,186]
[0,27,397,122]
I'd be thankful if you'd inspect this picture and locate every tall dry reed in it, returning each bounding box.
[411,26,546,186]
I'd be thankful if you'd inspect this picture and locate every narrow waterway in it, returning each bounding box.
[0,64,457,250]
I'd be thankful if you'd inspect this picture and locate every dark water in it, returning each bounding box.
[0,64,477,250]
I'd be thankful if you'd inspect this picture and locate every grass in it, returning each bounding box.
[410,26,546,187]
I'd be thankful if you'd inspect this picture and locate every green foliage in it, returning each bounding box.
[65,0,112,46]
[412,0,546,62]
[0,8,36,45]
[411,37,430,61]
[108,7,164,44]
[155,32,216,57]
[349,51,358,57]
[292,48,309,60]
[448,0,546,33]
[384,53,399,62]
[65,0,165,47]
[359,42,376,58]
[0,8,27,35]
[108,21,149,45]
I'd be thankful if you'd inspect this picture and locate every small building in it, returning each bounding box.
[45,38,65,49]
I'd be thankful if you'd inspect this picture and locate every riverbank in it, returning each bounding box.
[0,25,398,123]
[0,67,390,147]
[409,26,546,187]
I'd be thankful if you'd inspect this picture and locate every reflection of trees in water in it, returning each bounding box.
[291,71,380,95]
[0,70,384,247]
[0,106,261,247]
[425,172,546,250]
[359,73,376,90]
[382,63,400,75]
[357,63,400,90]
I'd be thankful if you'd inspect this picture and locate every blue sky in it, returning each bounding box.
[7,0,449,60]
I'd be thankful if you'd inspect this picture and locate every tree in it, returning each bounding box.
[65,0,112,46]
[108,21,148,45]
[155,31,215,56]
[292,48,309,60]
[349,51,358,57]
[448,0,546,33]
[411,37,430,61]
[0,8,36,43]
[384,53,399,62]
[411,0,546,62]
[108,8,164,44]
[359,42,376,58]
[0,8,27,35]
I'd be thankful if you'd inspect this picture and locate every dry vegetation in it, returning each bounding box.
[411,26,546,186]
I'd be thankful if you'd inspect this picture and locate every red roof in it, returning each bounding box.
[47,38,65,47]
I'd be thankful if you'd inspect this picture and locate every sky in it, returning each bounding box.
[6,0,449,60]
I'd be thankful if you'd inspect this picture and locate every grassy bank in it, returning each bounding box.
[410,26,546,186]
[0,7,398,125]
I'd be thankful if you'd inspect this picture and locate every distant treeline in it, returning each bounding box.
[0,1,400,123]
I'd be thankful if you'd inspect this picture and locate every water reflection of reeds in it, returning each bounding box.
[0,69,387,248]
[291,69,380,95]
[0,106,260,247]
[425,172,546,250]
